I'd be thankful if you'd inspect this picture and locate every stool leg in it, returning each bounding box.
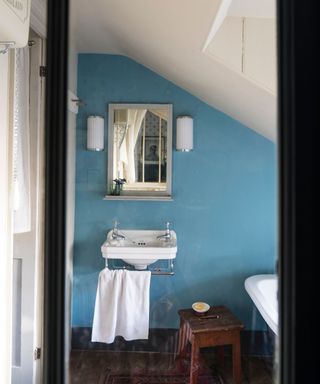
[232,333,242,384]
[178,320,188,357]
[190,339,200,384]
[217,346,225,368]
[177,319,189,373]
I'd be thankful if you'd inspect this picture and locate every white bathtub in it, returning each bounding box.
[245,274,278,335]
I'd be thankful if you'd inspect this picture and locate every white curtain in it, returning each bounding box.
[120,109,146,183]
[13,47,31,234]
[118,134,128,179]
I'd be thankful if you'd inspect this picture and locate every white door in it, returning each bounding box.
[11,34,45,384]
[0,44,14,384]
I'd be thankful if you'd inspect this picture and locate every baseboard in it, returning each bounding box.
[72,328,178,353]
[72,327,275,356]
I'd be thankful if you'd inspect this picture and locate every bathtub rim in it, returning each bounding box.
[245,274,278,335]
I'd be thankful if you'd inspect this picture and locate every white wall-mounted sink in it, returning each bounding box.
[101,229,177,270]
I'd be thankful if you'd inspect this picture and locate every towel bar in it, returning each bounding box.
[105,259,175,275]
[150,269,174,276]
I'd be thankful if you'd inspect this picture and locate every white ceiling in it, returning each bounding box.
[71,0,277,141]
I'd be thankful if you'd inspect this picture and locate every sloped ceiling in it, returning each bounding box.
[71,0,277,141]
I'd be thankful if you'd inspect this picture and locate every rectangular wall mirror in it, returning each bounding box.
[106,103,172,199]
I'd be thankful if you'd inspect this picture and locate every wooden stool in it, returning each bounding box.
[177,306,244,384]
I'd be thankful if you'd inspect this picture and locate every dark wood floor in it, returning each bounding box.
[70,350,275,384]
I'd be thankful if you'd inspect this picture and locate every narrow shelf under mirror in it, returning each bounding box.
[103,195,173,201]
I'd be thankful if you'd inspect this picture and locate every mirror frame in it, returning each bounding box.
[106,103,173,200]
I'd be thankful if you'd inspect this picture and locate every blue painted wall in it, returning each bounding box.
[73,54,276,330]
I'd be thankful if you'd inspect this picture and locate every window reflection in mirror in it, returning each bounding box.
[107,104,172,198]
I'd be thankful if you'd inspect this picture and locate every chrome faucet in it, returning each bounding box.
[111,220,125,240]
[157,222,172,241]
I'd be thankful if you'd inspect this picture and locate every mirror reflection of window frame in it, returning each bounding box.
[107,104,172,198]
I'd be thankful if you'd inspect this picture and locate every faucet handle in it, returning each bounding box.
[112,219,119,234]
[165,221,171,233]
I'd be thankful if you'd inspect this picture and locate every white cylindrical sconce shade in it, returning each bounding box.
[87,116,104,151]
[176,116,193,151]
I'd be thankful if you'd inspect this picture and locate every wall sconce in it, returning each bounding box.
[87,116,104,151]
[176,116,193,152]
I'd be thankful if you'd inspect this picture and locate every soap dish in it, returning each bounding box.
[192,302,210,316]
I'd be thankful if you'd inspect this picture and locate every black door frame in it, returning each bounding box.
[44,1,319,383]
[43,1,68,382]
[277,1,319,383]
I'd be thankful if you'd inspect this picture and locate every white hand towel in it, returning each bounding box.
[91,268,151,343]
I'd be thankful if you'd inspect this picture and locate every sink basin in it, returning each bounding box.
[101,230,177,270]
